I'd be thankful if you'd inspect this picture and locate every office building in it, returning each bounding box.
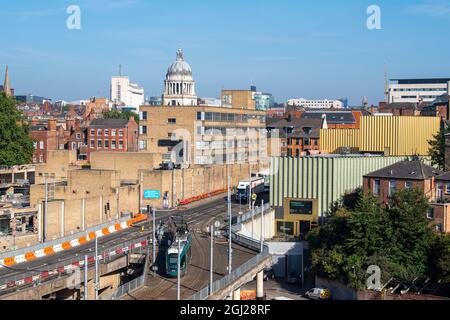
[287,98,344,109]
[110,75,145,109]
[388,78,450,103]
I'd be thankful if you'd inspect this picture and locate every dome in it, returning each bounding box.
[166,49,192,77]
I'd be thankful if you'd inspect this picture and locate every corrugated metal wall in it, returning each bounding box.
[360,116,440,155]
[320,129,360,154]
[320,116,440,156]
[270,156,408,216]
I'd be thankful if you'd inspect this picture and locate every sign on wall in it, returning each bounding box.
[144,190,161,199]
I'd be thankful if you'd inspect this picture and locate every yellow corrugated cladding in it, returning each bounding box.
[360,116,440,156]
[320,129,360,154]
[320,116,440,156]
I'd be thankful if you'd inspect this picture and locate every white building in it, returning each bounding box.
[110,76,145,109]
[287,98,344,109]
[162,49,197,106]
[388,78,450,104]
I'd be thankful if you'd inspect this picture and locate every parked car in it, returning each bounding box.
[263,268,275,281]
[287,272,299,284]
[253,268,275,281]
[305,288,331,300]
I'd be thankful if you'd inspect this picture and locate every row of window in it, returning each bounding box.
[196,112,265,123]
[288,138,319,146]
[89,129,124,137]
[90,139,124,149]
[33,141,45,150]
[32,154,45,163]
[373,180,450,197]
[393,88,445,92]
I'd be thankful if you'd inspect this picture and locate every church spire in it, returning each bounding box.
[3,65,11,96]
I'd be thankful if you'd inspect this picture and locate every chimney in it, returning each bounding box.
[48,119,57,131]
[66,119,75,131]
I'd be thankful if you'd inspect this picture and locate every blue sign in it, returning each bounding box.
[144,190,161,199]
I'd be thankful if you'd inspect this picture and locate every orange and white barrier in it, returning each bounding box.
[0,239,148,292]
[0,214,147,269]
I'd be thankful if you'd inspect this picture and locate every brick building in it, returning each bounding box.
[363,161,449,233]
[87,118,139,159]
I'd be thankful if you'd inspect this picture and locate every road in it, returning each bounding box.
[0,194,265,298]
[123,196,260,300]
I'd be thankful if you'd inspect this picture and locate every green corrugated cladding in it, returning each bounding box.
[269,156,413,217]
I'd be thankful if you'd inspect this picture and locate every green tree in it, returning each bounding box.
[0,93,34,166]
[428,127,450,171]
[103,109,139,124]
[308,188,441,288]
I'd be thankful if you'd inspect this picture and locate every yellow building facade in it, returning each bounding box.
[320,116,440,156]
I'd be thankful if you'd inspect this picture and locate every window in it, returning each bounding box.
[295,149,300,157]
[104,129,109,137]
[72,142,76,150]
[140,126,147,135]
[97,140,102,149]
[139,140,146,150]
[39,155,44,163]
[97,129,102,136]
[119,141,124,150]
[389,180,397,196]
[33,142,37,149]
[39,141,44,150]
[104,140,110,148]
[373,179,380,196]
[33,155,37,163]
[119,130,124,137]
[76,133,81,139]
[437,184,444,201]
[90,140,95,148]
[405,181,413,190]
[304,138,310,146]
[111,130,116,137]
[445,183,450,195]
[168,118,176,124]
[427,208,434,220]
[111,140,116,149]
[168,132,176,138]
[141,111,148,121]
[90,129,95,136]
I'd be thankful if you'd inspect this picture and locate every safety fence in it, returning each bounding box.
[188,232,269,300]
[179,188,227,206]
[0,237,149,295]
[102,274,146,300]
[0,214,147,269]
[233,202,271,228]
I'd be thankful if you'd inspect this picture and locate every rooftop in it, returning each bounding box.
[364,161,442,180]
[89,119,130,128]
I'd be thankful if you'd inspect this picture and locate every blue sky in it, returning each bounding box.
[1,0,450,105]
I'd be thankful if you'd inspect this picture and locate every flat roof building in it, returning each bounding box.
[388,78,450,104]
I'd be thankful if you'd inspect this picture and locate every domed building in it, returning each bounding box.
[162,49,197,106]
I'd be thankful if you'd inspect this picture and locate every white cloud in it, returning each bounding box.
[407,1,450,17]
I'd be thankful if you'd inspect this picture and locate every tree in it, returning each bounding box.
[0,93,34,166]
[428,127,449,171]
[308,188,441,289]
[103,109,139,124]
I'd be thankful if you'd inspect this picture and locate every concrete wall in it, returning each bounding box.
[90,152,162,181]
[140,162,263,209]
[34,150,78,184]
[238,209,276,240]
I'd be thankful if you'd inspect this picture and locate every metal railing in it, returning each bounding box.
[0,236,148,295]
[0,215,132,260]
[188,232,270,300]
[234,202,270,227]
[102,274,146,300]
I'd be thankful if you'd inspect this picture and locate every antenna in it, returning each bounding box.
[384,63,388,103]
[119,64,122,77]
